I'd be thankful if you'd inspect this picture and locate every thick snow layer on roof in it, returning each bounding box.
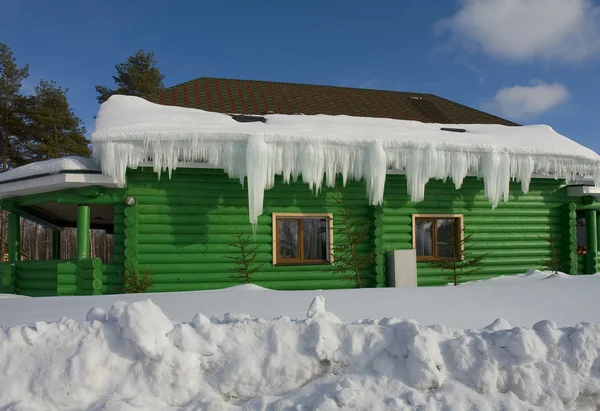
[0,156,99,183]
[92,95,600,224]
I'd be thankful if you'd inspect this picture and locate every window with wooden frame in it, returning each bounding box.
[272,213,333,265]
[412,214,464,262]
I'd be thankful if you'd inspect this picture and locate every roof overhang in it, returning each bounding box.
[567,185,600,198]
[0,172,121,200]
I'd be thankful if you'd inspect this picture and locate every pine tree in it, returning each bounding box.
[95,50,165,103]
[0,43,29,171]
[427,224,488,286]
[0,43,29,264]
[25,80,90,161]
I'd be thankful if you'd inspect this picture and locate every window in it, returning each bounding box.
[412,214,464,261]
[273,213,333,265]
[576,211,588,255]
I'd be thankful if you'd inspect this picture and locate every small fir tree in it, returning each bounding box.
[540,218,562,274]
[330,190,374,288]
[95,49,166,103]
[121,264,153,293]
[427,224,488,286]
[227,227,266,284]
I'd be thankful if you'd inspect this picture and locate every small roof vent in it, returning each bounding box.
[231,114,267,123]
[440,127,467,133]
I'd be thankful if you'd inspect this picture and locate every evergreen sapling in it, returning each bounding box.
[330,190,374,288]
[228,227,266,284]
[427,223,488,286]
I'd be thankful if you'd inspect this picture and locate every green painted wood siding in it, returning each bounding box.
[382,175,569,286]
[125,168,377,291]
[123,168,577,290]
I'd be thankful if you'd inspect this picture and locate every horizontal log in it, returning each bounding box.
[253,279,373,290]
[470,233,560,241]
[148,270,372,284]
[137,224,272,235]
[468,241,561,250]
[137,233,272,245]
[17,280,56,290]
[416,265,538,276]
[147,262,343,275]
[382,208,562,217]
[129,190,373,202]
[383,225,412,234]
[137,254,268,264]
[98,284,123,294]
[138,214,272,226]
[18,289,56,297]
[149,282,237,292]
[383,242,412,251]
[15,260,62,270]
[465,217,562,225]
[16,271,57,281]
[464,249,561,258]
[137,244,272,255]
[466,225,562,234]
[101,264,122,275]
[138,205,372,217]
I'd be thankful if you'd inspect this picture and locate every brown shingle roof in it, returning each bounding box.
[146,77,518,126]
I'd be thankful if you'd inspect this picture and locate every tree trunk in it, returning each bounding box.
[33,223,39,260]
[0,211,6,262]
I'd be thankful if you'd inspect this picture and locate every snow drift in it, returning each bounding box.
[1,296,600,410]
[91,96,600,224]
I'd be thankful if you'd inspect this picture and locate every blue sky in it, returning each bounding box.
[2,0,600,153]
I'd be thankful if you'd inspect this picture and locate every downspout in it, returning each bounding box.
[586,209,598,274]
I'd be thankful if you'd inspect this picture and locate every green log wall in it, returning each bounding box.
[0,263,16,293]
[14,259,62,296]
[382,175,571,286]
[125,168,376,291]
[57,258,105,296]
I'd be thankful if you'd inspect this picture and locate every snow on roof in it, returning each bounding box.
[0,156,100,184]
[92,95,600,224]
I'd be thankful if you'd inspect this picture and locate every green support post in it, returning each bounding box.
[586,210,598,274]
[76,205,90,260]
[52,230,61,260]
[7,213,20,263]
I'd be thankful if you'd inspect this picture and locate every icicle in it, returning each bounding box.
[91,96,600,225]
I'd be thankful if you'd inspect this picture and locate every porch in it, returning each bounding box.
[0,158,124,296]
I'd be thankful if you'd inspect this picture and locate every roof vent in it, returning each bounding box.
[440,127,466,133]
[231,114,267,123]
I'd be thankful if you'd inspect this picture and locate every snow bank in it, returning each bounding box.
[91,95,600,224]
[1,297,600,410]
[0,156,100,183]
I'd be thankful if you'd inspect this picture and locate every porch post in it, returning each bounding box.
[586,210,598,274]
[52,230,61,260]
[7,212,20,263]
[76,205,90,260]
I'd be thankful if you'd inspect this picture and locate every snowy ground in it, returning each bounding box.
[1,270,600,410]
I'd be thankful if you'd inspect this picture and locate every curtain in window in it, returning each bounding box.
[436,219,457,258]
[278,220,299,258]
[416,220,433,256]
[303,218,328,260]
